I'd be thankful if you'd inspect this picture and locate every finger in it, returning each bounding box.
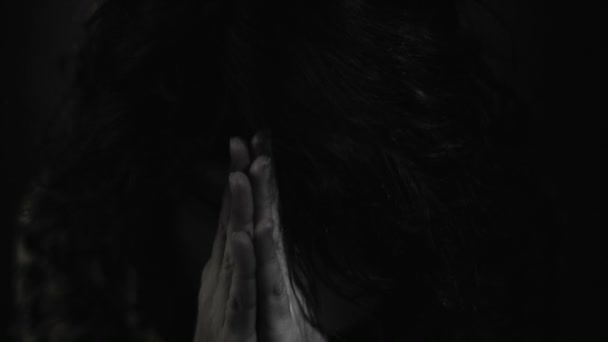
[249,156,273,224]
[230,136,251,172]
[228,172,255,237]
[218,137,251,264]
[250,132,277,222]
[254,220,291,331]
[206,137,250,281]
[218,172,255,318]
[219,137,250,241]
[223,231,257,339]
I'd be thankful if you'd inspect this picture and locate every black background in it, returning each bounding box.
[0,0,602,339]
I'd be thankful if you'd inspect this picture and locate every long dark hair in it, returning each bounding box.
[15,0,542,340]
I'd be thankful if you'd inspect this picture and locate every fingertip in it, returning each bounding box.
[228,137,239,164]
[229,136,239,150]
[249,156,271,178]
[229,137,250,171]
[251,132,262,150]
[251,129,272,157]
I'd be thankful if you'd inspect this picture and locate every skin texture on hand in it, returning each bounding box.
[193,133,327,342]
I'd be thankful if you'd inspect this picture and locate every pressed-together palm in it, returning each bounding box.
[194,134,326,342]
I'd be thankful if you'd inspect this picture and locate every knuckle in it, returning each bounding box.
[228,294,256,314]
[255,220,274,238]
[234,268,257,283]
[271,280,285,297]
[261,218,274,229]
[223,254,233,270]
[261,269,285,299]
